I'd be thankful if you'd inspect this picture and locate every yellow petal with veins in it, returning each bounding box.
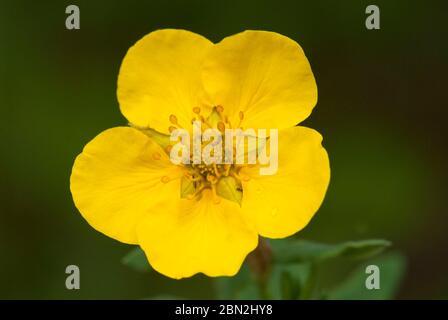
[117,29,213,133]
[70,127,181,244]
[137,189,258,279]
[240,126,330,238]
[202,30,317,131]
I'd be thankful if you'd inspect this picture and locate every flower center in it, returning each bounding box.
[162,106,250,203]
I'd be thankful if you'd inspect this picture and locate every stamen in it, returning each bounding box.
[213,163,221,177]
[187,184,206,200]
[231,171,250,182]
[206,174,218,184]
[199,116,212,128]
[223,164,231,176]
[152,152,161,160]
[184,172,203,182]
[160,174,183,183]
[161,176,171,183]
[225,116,232,129]
[217,121,226,133]
[211,184,221,204]
[168,126,177,133]
[168,105,247,204]
[169,114,178,125]
[237,111,244,128]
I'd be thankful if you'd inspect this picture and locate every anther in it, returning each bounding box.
[200,116,212,128]
[193,107,201,114]
[186,193,196,200]
[184,172,203,182]
[217,121,226,133]
[165,145,173,154]
[161,176,171,183]
[169,114,178,125]
[152,152,161,160]
[206,174,218,184]
[216,105,224,113]
[168,126,177,133]
[231,171,250,182]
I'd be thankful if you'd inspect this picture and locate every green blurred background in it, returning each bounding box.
[1,0,447,299]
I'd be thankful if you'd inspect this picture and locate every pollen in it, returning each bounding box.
[161,176,171,183]
[169,114,178,125]
[217,121,226,133]
[152,152,161,160]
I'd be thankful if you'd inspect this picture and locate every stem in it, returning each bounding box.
[300,263,319,300]
[247,237,272,299]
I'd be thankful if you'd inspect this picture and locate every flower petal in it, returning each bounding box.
[202,30,317,130]
[117,29,213,133]
[137,189,258,279]
[70,127,181,244]
[240,126,330,238]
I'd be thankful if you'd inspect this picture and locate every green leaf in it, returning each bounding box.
[280,271,296,300]
[326,252,406,300]
[216,176,243,206]
[132,125,172,149]
[180,176,196,198]
[214,264,260,299]
[121,247,152,272]
[271,239,391,264]
[267,263,311,299]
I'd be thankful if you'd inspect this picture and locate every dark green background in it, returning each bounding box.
[1,0,446,299]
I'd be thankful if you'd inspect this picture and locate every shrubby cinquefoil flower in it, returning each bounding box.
[70,29,330,279]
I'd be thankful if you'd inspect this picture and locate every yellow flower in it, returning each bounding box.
[70,29,330,279]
